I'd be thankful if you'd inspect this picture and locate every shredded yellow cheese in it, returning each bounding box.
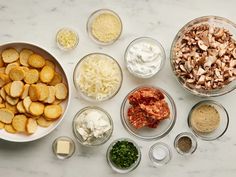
[56,28,78,49]
[76,54,122,101]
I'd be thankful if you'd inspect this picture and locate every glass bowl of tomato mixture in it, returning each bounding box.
[120,86,177,140]
[106,138,141,173]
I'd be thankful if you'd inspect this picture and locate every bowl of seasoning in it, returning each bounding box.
[149,142,172,166]
[125,37,166,79]
[73,53,123,102]
[87,9,122,45]
[73,106,113,146]
[174,132,197,155]
[170,16,236,97]
[120,86,177,140]
[188,100,229,141]
[106,138,141,173]
[56,28,79,50]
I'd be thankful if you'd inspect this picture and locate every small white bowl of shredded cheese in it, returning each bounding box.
[73,53,123,102]
[72,106,113,146]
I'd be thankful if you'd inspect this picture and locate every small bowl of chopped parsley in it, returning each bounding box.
[106,138,141,173]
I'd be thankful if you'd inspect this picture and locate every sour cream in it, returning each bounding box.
[125,37,165,78]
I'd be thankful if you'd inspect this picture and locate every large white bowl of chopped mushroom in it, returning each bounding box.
[170,16,236,97]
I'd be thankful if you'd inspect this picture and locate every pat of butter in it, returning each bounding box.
[56,140,70,155]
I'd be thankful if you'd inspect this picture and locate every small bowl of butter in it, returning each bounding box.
[72,106,113,147]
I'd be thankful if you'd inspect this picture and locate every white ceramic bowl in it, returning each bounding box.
[0,42,70,142]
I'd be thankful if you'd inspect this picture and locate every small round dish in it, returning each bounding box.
[56,28,79,50]
[170,16,236,97]
[72,106,113,147]
[52,136,75,160]
[149,142,172,166]
[188,100,229,141]
[120,86,177,141]
[87,9,122,45]
[73,53,123,102]
[174,132,197,155]
[124,37,166,79]
[106,138,141,173]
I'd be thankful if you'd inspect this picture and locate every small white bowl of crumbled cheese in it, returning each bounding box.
[73,53,123,102]
[125,37,166,79]
[72,106,113,146]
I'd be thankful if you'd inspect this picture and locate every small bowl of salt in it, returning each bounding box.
[149,142,172,166]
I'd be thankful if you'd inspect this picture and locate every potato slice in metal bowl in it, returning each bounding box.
[0,42,70,142]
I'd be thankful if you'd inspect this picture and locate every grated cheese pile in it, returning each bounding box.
[77,54,122,101]
[56,28,78,49]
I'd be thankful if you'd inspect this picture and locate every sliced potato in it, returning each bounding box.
[40,65,54,83]
[16,101,26,113]
[0,73,10,85]
[55,83,68,100]
[5,103,18,114]
[0,88,6,100]
[0,56,4,67]
[0,103,4,108]
[21,84,30,99]
[4,124,16,134]
[29,102,44,116]
[9,67,25,81]
[28,54,45,68]
[24,69,39,84]
[26,118,37,134]
[36,116,54,127]
[0,67,5,74]
[0,121,4,129]
[5,62,19,74]
[4,82,12,96]
[29,84,40,101]
[44,86,55,104]
[10,81,24,98]
[0,97,2,103]
[12,114,27,132]
[2,48,19,63]
[23,96,32,113]
[0,108,14,123]
[44,105,62,120]
[19,49,33,66]
[45,60,55,69]
[49,72,62,86]
[6,96,19,106]
[21,66,29,72]
[37,83,49,101]
[52,99,62,105]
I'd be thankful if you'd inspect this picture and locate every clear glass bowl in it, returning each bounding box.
[174,132,197,155]
[87,9,122,45]
[170,16,236,97]
[52,136,76,160]
[187,100,229,141]
[56,27,79,50]
[72,106,113,147]
[120,86,177,140]
[73,53,123,102]
[149,142,172,166]
[124,37,166,79]
[106,138,141,173]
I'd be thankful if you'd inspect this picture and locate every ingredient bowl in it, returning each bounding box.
[170,16,236,97]
[187,100,229,141]
[73,106,113,146]
[106,138,141,173]
[73,53,123,102]
[120,86,176,140]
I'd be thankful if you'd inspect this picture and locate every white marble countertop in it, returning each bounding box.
[0,0,236,177]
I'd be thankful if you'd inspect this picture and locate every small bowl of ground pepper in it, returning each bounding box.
[106,138,141,173]
[174,132,197,155]
[87,9,122,45]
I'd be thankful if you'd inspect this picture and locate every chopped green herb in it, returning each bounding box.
[110,140,139,168]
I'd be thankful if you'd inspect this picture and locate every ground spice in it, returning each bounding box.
[177,136,192,153]
[91,13,122,43]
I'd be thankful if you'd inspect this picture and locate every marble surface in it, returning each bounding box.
[0,0,236,177]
